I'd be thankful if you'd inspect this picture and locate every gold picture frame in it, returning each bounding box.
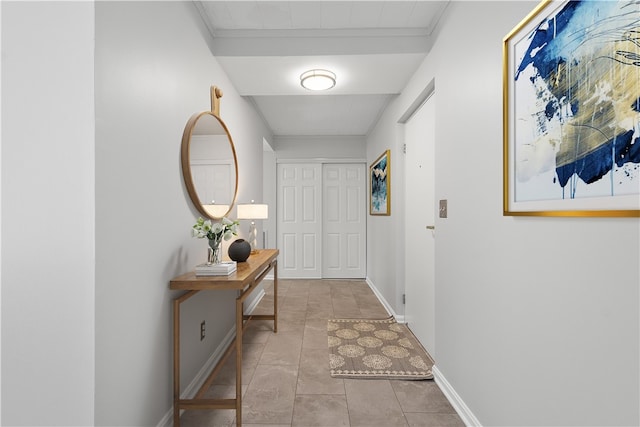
[370,150,391,216]
[503,0,640,217]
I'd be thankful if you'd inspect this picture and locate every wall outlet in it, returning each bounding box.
[200,321,206,341]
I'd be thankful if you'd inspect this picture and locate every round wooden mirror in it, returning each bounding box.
[181,89,238,220]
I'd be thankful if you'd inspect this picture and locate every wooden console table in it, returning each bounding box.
[170,249,279,427]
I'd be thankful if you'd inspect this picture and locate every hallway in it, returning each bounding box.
[180,279,464,426]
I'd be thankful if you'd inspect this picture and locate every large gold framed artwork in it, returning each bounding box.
[503,0,640,217]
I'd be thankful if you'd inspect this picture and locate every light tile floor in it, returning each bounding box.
[180,279,465,427]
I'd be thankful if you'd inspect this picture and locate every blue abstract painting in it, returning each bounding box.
[370,150,390,215]
[510,0,640,208]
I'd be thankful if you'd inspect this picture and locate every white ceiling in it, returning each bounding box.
[194,1,449,137]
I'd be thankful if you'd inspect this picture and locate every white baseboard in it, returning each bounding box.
[433,366,482,427]
[156,289,267,427]
[363,279,480,426]
[365,277,405,323]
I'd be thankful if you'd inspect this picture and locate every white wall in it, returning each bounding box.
[367,2,640,426]
[367,112,406,315]
[273,135,366,161]
[1,2,4,421]
[1,2,270,424]
[94,2,271,425]
[1,2,95,425]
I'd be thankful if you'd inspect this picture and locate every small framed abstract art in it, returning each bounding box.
[370,150,391,216]
[503,0,640,217]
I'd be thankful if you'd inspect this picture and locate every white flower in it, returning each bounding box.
[191,216,239,242]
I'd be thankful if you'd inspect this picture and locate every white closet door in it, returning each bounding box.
[277,163,322,278]
[322,163,366,278]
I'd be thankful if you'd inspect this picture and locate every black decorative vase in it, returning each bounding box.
[228,239,251,262]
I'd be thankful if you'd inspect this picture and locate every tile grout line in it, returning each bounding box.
[289,288,310,427]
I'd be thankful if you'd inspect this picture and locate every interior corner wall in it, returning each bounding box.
[95,2,271,425]
[1,2,95,425]
[263,147,277,250]
[367,1,639,426]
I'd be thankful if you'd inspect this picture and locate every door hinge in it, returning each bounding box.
[402,294,406,304]
[402,143,407,154]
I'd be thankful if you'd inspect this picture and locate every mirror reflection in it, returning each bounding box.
[181,111,238,219]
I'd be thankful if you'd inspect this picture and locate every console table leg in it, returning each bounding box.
[173,299,181,427]
[273,260,278,333]
[235,296,243,426]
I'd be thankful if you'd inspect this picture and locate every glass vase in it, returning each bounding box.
[207,238,222,265]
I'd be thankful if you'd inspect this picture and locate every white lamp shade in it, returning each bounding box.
[203,204,230,218]
[237,204,268,220]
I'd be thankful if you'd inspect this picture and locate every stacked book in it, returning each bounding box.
[195,261,237,276]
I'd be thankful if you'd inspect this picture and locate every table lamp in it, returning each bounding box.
[236,201,268,253]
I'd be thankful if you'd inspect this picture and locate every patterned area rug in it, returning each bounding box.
[327,316,434,380]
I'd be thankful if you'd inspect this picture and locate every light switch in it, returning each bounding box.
[439,200,448,218]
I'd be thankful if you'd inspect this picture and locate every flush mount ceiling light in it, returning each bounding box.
[300,69,336,91]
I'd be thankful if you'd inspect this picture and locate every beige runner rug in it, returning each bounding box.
[327,316,434,380]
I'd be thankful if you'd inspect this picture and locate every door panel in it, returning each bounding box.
[322,164,366,278]
[302,234,317,269]
[282,233,297,270]
[404,93,436,358]
[277,164,322,278]
[302,186,317,221]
